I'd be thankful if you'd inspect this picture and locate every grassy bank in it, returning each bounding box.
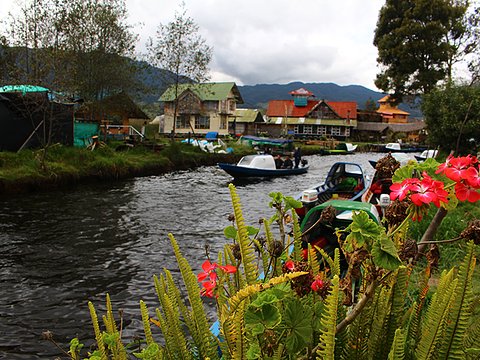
[0,140,257,195]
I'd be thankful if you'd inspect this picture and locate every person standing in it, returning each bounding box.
[294,147,302,169]
[274,154,284,169]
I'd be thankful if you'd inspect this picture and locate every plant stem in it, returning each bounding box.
[415,207,448,262]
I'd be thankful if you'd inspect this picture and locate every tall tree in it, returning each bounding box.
[147,3,212,139]
[421,84,480,155]
[373,0,470,104]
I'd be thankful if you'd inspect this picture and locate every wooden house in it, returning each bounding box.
[265,88,357,139]
[159,82,244,137]
[376,95,410,123]
[229,108,266,136]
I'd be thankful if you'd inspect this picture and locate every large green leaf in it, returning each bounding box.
[371,233,403,270]
[284,196,303,209]
[282,298,313,354]
[392,164,416,184]
[224,225,238,239]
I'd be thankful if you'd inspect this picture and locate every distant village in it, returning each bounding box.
[153,82,426,143]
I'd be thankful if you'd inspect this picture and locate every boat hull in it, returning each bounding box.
[217,163,309,178]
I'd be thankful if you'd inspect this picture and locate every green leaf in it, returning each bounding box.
[441,187,458,211]
[392,164,415,184]
[284,196,303,209]
[145,343,159,356]
[350,211,382,240]
[224,225,238,239]
[246,226,259,236]
[282,299,313,353]
[371,233,403,270]
[245,303,281,330]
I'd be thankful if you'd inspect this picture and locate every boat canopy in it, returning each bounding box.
[237,154,276,169]
[240,135,293,146]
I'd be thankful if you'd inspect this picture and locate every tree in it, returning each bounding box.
[146,3,212,139]
[373,0,470,104]
[421,84,480,155]
[363,97,379,111]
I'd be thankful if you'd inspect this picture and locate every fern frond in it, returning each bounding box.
[291,209,303,262]
[386,267,410,352]
[317,275,340,360]
[415,275,457,360]
[152,309,174,359]
[332,248,341,277]
[387,328,405,360]
[140,300,154,346]
[229,184,259,285]
[262,218,274,277]
[88,301,108,360]
[308,244,320,276]
[435,241,476,360]
[405,302,420,360]
[469,293,480,313]
[335,302,348,360]
[314,245,335,273]
[367,287,391,359]
[231,302,247,360]
[168,234,219,360]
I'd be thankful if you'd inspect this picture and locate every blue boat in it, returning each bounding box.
[294,162,369,219]
[217,154,309,178]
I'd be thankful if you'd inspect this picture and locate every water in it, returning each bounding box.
[0,152,405,359]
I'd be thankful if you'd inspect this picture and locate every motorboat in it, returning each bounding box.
[217,154,309,178]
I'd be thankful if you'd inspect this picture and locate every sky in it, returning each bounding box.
[125,0,387,91]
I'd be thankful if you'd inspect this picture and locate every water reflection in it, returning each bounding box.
[0,152,414,358]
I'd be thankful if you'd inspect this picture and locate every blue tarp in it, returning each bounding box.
[205,132,218,139]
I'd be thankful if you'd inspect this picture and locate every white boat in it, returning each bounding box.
[415,149,438,162]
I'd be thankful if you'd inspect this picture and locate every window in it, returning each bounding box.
[229,100,235,112]
[317,126,327,135]
[294,125,304,134]
[304,125,313,134]
[345,128,350,136]
[219,116,227,129]
[176,115,190,129]
[331,126,341,136]
[195,116,210,129]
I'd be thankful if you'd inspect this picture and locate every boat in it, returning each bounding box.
[238,135,294,156]
[294,162,369,219]
[320,142,358,155]
[414,149,438,162]
[378,142,420,153]
[368,152,414,169]
[217,154,309,178]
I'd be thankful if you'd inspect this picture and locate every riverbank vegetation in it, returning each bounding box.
[0,140,256,195]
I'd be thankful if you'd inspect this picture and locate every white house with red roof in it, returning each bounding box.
[265,88,357,139]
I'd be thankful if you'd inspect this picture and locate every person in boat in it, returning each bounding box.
[282,155,293,169]
[275,154,284,169]
[294,147,302,169]
[264,146,271,154]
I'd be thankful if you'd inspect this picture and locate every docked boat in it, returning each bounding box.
[378,142,420,153]
[320,142,357,155]
[239,135,294,156]
[295,162,369,218]
[414,149,438,162]
[217,154,309,178]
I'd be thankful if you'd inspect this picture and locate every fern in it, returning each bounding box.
[168,233,219,360]
[415,271,457,360]
[367,287,392,359]
[88,301,108,360]
[387,328,406,360]
[314,245,335,273]
[405,302,421,360]
[229,184,258,285]
[308,244,321,276]
[435,241,476,360]
[317,275,340,360]
[332,248,341,277]
[262,218,275,277]
[291,208,303,262]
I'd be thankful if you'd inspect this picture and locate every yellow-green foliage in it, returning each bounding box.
[317,275,340,360]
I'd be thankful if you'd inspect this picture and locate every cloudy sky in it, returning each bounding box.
[126,0,386,91]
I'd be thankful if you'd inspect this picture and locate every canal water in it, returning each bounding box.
[0,152,406,359]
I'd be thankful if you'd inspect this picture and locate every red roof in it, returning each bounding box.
[267,100,357,119]
[288,88,314,96]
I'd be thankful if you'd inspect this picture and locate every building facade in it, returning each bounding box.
[159,82,244,136]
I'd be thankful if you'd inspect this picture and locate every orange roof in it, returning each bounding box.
[267,99,357,119]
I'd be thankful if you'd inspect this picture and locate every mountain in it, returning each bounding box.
[236,81,421,117]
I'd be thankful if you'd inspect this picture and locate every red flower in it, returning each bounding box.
[464,166,480,189]
[285,261,295,271]
[455,178,480,203]
[390,179,418,201]
[311,275,324,291]
[444,156,474,182]
[217,264,237,273]
[197,261,217,282]
[200,280,216,297]
[435,154,454,176]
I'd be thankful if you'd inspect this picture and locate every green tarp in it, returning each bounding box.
[74,122,99,147]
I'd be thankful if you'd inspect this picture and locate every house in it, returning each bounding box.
[229,108,266,136]
[0,85,75,151]
[354,94,425,142]
[75,91,150,139]
[376,95,410,123]
[265,88,357,139]
[159,82,244,137]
